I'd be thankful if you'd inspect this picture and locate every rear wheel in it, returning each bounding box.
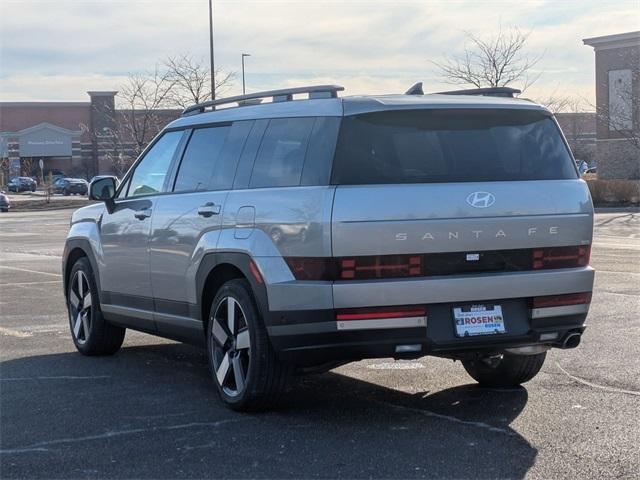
[206,279,290,411]
[67,257,125,355]
[462,352,546,387]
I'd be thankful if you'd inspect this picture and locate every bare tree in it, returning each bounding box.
[118,66,176,157]
[164,53,235,108]
[431,27,543,91]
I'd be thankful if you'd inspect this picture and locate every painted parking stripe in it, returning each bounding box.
[0,265,62,278]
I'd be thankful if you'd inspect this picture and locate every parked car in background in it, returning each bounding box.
[576,159,589,175]
[0,192,10,212]
[51,178,88,196]
[7,177,37,192]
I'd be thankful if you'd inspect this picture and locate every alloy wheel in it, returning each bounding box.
[210,296,251,397]
[69,271,92,344]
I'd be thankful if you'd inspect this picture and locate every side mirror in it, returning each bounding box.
[89,176,117,202]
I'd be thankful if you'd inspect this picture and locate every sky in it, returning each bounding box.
[1,0,638,107]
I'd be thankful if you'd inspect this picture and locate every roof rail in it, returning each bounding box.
[182,84,345,116]
[436,87,521,98]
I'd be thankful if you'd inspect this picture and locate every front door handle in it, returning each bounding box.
[134,208,152,220]
[197,202,221,218]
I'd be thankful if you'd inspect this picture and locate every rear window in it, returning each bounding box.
[331,109,577,184]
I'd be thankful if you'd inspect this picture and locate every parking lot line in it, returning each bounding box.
[0,265,62,278]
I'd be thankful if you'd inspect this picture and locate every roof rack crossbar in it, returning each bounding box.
[182,84,345,116]
[435,87,521,98]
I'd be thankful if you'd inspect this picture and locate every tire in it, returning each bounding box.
[206,278,290,411]
[462,352,546,387]
[31,186,36,192]
[67,257,125,355]
[63,188,70,196]
[1,208,8,213]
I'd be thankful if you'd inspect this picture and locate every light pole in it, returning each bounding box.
[241,53,251,95]
[208,0,215,100]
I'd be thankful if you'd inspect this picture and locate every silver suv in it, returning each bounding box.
[63,84,595,410]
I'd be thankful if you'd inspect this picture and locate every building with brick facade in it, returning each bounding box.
[0,91,180,181]
[584,31,640,179]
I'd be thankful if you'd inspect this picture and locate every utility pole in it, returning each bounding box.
[208,0,215,100]
[241,53,251,94]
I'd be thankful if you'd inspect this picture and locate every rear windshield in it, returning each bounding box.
[331,109,577,184]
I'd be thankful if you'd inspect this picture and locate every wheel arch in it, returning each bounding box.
[196,252,269,336]
[63,239,101,300]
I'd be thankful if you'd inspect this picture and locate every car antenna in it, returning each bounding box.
[405,82,424,95]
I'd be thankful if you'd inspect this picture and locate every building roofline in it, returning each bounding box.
[583,31,640,50]
[87,91,118,97]
[0,102,90,107]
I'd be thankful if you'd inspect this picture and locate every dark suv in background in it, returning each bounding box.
[51,178,88,196]
[7,177,37,192]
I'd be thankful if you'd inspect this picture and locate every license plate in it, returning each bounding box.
[453,304,506,337]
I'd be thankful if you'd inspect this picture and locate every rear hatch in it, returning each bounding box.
[331,108,593,269]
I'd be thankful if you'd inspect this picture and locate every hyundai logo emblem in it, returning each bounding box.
[466,191,496,208]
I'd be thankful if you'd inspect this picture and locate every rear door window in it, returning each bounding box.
[173,126,230,192]
[249,118,315,188]
[331,109,577,184]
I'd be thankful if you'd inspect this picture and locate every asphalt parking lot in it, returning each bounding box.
[1,208,639,479]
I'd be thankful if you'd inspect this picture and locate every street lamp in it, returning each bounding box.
[208,0,216,100]
[241,53,251,95]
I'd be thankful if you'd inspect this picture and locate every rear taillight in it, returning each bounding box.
[530,292,592,309]
[339,255,423,280]
[284,255,424,281]
[532,245,590,270]
[284,257,334,281]
[336,305,427,321]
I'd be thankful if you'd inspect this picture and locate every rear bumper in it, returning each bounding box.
[267,303,588,365]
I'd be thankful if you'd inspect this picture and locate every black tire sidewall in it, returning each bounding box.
[463,352,546,387]
[67,257,122,355]
[206,279,262,408]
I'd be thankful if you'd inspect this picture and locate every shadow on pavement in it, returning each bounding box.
[1,342,536,479]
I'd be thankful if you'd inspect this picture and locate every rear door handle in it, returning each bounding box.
[197,202,221,218]
[134,208,152,220]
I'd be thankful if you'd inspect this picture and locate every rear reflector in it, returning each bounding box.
[336,305,427,321]
[531,292,592,309]
[532,245,590,270]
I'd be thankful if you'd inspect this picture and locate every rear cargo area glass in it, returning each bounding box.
[332,109,577,184]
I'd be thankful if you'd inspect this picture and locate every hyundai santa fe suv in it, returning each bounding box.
[63,84,595,411]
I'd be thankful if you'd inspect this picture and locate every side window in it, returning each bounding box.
[127,131,182,197]
[249,117,315,188]
[210,120,253,190]
[117,177,131,198]
[173,126,229,192]
[301,117,340,186]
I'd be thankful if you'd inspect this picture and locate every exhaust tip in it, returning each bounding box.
[562,333,581,349]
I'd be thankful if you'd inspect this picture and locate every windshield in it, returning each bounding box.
[331,109,577,184]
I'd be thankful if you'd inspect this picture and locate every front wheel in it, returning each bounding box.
[67,257,125,355]
[206,279,290,411]
[462,352,546,387]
